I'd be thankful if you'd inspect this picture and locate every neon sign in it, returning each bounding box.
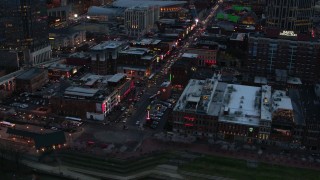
[205,60,216,65]
[184,116,195,121]
[279,31,297,37]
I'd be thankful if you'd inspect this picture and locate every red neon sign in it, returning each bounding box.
[184,116,195,121]
[101,103,106,112]
[204,60,216,65]
[185,123,194,127]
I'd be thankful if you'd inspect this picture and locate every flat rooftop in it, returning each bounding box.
[91,41,126,51]
[113,0,187,8]
[107,73,126,83]
[16,68,45,80]
[80,73,127,85]
[272,90,293,111]
[120,47,149,55]
[287,77,302,85]
[219,84,261,126]
[64,86,99,97]
[69,52,91,59]
[174,77,220,116]
[254,76,268,84]
[48,63,75,71]
[182,53,198,59]
[261,85,272,121]
[132,38,161,45]
[230,33,247,41]
[80,74,105,86]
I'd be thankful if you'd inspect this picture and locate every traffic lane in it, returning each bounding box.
[127,92,150,126]
[126,82,160,127]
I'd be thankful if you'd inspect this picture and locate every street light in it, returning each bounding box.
[74,14,78,18]
[195,18,199,25]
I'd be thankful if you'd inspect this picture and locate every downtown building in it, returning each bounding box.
[171,76,303,145]
[246,30,320,84]
[90,41,128,75]
[117,47,157,79]
[185,38,219,67]
[124,6,160,37]
[265,0,316,32]
[50,73,134,120]
[0,0,52,66]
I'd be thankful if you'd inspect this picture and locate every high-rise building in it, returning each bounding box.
[246,31,320,83]
[265,0,316,32]
[90,41,128,75]
[0,0,51,66]
[124,6,160,37]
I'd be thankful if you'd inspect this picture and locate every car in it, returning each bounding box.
[151,124,157,129]
[135,121,140,125]
[151,117,161,120]
[51,127,58,131]
[152,121,159,125]
[121,107,126,111]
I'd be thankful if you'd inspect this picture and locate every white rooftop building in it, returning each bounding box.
[219,84,261,126]
[173,76,294,129]
[174,77,221,116]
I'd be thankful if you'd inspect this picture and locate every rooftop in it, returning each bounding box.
[16,68,45,80]
[113,0,187,8]
[260,85,272,121]
[48,63,75,71]
[174,78,295,126]
[182,53,198,59]
[107,73,126,83]
[254,76,268,84]
[272,90,293,111]
[287,77,302,85]
[64,86,99,97]
[120,47,150,55]
[80,73,126,85]
[174,77,220,116]
[88,6,125,17]
[131,38,161,45]
[219,84,261,126]
[91,41,126,51]
[230,33,247,41]
[69,52,91,59]
[80,74,105,86]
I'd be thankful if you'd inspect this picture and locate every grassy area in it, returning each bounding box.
[59,151,177,175]
[179,155,320,180]
[0,158,70,180]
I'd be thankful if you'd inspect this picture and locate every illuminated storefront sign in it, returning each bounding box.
[184,116,195,121]
[204,60,216,65]
[279,31,297,37]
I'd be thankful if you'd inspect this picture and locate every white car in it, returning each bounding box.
[135,121,140,125]
[51,127,58,131]
[121,107,126,111]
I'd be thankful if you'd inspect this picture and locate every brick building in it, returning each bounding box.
[15,68,48,93]
[246,30,320,83]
